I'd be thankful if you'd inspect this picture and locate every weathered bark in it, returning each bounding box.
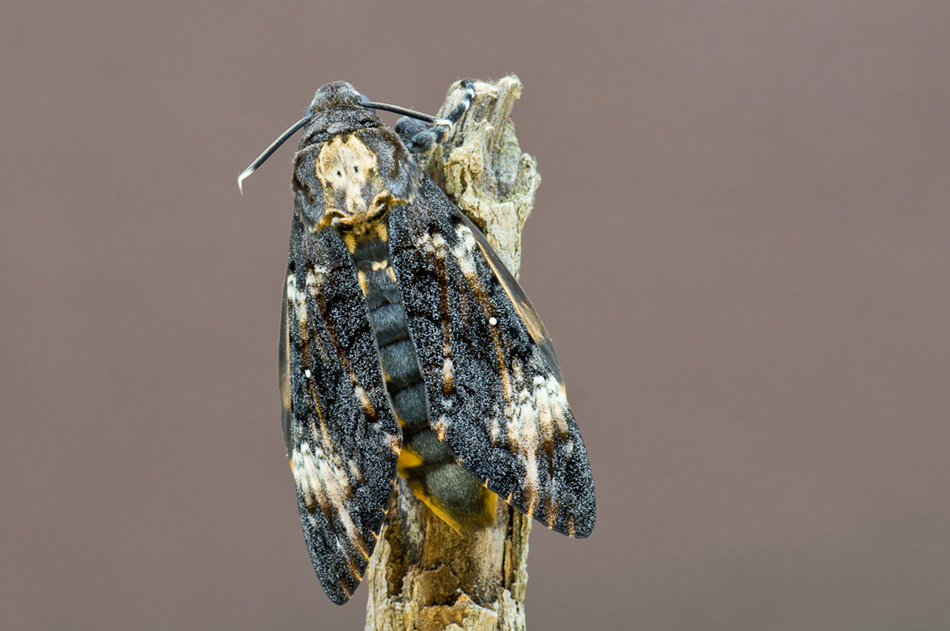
[364,76,541,631]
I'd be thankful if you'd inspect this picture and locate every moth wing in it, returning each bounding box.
[390,178,595,538]
[281,217,401,604]
[455,210,564,381]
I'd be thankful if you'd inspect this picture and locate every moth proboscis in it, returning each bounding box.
[240,80,595,605]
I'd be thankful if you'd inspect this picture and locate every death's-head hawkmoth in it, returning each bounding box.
[240,81,595,605]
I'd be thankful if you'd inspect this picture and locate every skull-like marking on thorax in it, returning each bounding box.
[315,134,388,223]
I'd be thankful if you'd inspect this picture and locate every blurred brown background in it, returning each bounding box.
[2,1,949,629]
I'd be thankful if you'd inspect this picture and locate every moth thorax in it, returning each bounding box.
[316,134,391,226]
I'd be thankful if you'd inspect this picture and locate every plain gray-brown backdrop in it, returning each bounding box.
[2,1,948,629]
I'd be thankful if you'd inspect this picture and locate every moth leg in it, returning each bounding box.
[440,79,476,125]
[394,79,475,154]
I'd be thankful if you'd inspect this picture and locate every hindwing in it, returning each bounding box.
[281,215,401,604]
[390,177,596,538]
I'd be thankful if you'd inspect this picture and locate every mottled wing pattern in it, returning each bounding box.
[281,215,402,604]
[455,210,564,382]
[390,178,596,538]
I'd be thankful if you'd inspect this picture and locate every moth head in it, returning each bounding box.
[238,82,452,220]
[293,126,419,231]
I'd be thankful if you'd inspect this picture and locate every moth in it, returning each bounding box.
[239,81,595,604]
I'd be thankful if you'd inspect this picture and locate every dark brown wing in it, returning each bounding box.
[389,178,595,538]
[281,215,401,604]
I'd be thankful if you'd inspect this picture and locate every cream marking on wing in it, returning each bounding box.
[452,225,478,278]
[348,459,362,481]
[415,232,434,251]
[500,353,575,517]
[523,446,540,516]
[288,267,329,337]
[305,369,312,378]
[292,442,362,553]
[433,416,448,441]
[508,393,541,516]
[489,418,500,442]
[541,373,571,436]
[537,383,554,443]
[489,317,498,326]
[306,269,323,295]
[286,275,308,334]
[442,358,453,386]
[384,433,401,455]
[353,385,372,414]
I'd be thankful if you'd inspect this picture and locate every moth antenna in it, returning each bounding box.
[362,101,451,128]
[238,114,311,192]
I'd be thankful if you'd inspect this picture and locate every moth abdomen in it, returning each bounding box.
[347,229,498,535]
[399,428,454,467]
[398,418,497,535]
[390,382,427,428]
[369,303,409,345]
[400,460,497,535]
[378,339,421,389]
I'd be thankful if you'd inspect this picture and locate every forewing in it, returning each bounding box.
[282,215,401,604]
[390,178,595,538]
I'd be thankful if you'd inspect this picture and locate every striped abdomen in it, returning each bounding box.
[346,227,496,535]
